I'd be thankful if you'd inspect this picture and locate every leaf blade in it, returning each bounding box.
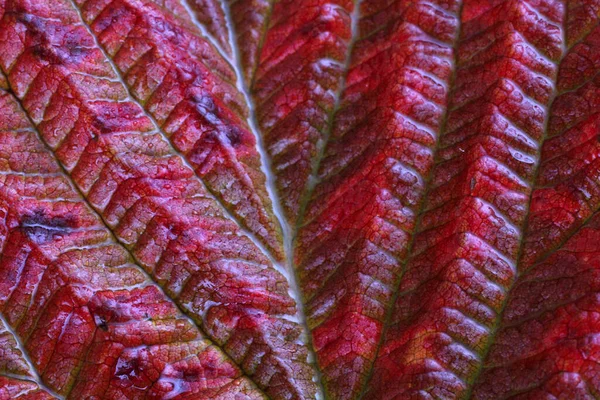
[250,0,357,223]
[471,4,600,397]
[4,0,600,398]
[0,0,316,397]
[0,88,264,398]
[294,0,462,397]
[0,316,57,399]
[362,0,567,398]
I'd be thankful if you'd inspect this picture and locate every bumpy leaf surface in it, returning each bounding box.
[1,0,600,399]
[0,88,263,398]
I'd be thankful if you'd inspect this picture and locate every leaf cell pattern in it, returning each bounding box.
[0,317,54,399]
[77,0,284,260]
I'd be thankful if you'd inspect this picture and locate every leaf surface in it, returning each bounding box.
[296,1,461,397]
[364,0,600,398]
[2,0,600,399]
[80,0,284,260]
[0,88,263,398]
[0,0,315,398]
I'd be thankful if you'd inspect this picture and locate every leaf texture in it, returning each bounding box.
[0,317,55,399]
[296,1,461,397]
[0,88,263,398]
[2,0,600,399]
[250,0,356,221]
[470,3,600,398]
[185,0,273,85]
[184,0,233,57]
[0,72,52,400]
[79,0,284,261]
[365,0,600,398]
[0,0,315,398]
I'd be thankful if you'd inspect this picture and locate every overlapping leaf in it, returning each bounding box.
[365,0,600,398]
[2,0,600,399]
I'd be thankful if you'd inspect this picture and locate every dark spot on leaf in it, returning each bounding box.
[12,9,34,25]
[63,38,92,62]
[10,13,61,64]
[20,210,73,244]
[12,10,89,65]
[114,349,151,389]
[31,44,65,65]
[95,4,129,33]
[115,357,141,379]
[203,131,219,144]
[92,115,112,134]
[226,127,242,147]
[191,94,215,111]
[89,297,120,328]
[201,127,242,148]
[182,366,204,382]
[190,94,245,147]
[94,314,109,331]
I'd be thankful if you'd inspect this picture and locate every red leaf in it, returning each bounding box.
[81,0,284,260]
[0,0,312,397]
[0,89,263,398]
[296,1,460,397]
[1,0,600,399]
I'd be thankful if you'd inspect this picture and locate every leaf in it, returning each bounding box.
[295,1,461,397]
[251,0,355,221]
[0,0,313,398]
[0,87,265,398]
[2,0,600,399]
[79,0,284,261]
[364,0,600,399]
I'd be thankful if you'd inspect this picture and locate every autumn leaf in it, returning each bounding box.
[0,0,600,399]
